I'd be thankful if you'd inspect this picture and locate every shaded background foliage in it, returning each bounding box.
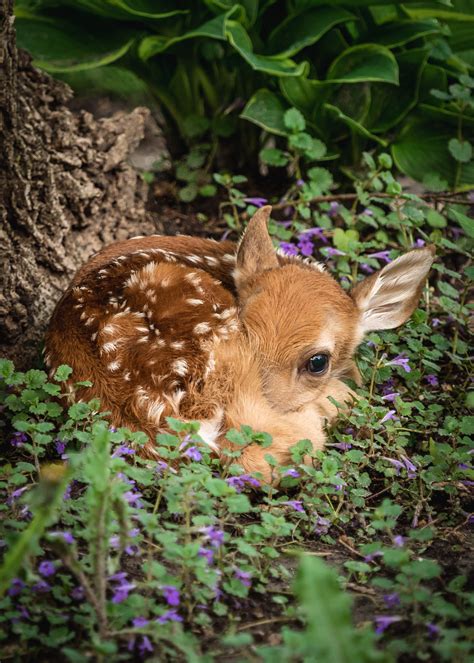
[14,0,474,188]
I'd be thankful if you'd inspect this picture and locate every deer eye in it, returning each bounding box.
[306,354,329,375]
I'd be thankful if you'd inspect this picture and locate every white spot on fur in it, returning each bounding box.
[205,255,218,266]
[187,298,204,306]
[197,410,223,452]
[222,253,236,263]
[101,324,119,336]
[123,371,131,381]
[171,341,185,350]
[102,341,119,353]
[186,255,203,265]
[108,361,121,372]
[147,399,165,425]
[194,322,211,335]
[172,359,188,376]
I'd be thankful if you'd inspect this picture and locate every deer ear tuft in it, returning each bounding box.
[352,246,435,334]
[234,205,278,292]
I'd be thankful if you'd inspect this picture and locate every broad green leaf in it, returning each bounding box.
[365,20,441,48]
[280,75,331,118]
[226,21,307,77]
[284,108,306,132]
[392,118,474,189]
[138,11,230,60]
[327,44,399,85]
[368,48,429,133]
[59,66,150,103]
[241,89,288,135]
[18,0,188,21]
[267,6,355,58]
[448,138,473,163]
[426,209,447,228]
[15,16,137,72]
[324,103,388,145]
[449,208,474,237]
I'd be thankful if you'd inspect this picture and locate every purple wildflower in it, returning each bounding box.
[365,550,383,563]
[71,586,85,600]
[362,208,374,216]
[139,636,154,655]
[382,392,400,403]
[7,486,28,505]
[368,250,392,263]
[427,623,440,638]
[431,317,441,327]
[413,239,425,248]
[123,490,143,507]
[284,500,305,513]
[425,374,439,387]
[235,569,252,588]
[326,247,345,257]
[133,616,149,628]
[328,201,340,217]
[283,468,300,478]
[383,592,400,608]
[162,585,180,607]
[226,474,260,492]
[183,446,202,461]
[279,241,298,256]
[314,516,331,536]
[63,483,72,500]
[201,526,225,548]
[10,431,28,447]
[32,580,52,593]
[381,378,396,395]
[109,572,136,604]
[360,263,375,274]
[300,227,329,244]
[156,609,183,624]
[296,178,305,187]
[38,561,56,577]
[244,197,268,208]
[393,535,404,547]
[112,445,135,458]
[297,238,314,257]
[50,531,75,544]
[381,409,397,424]
[55,439,66,455]
[388,354,411,373]
[8,578,25,597]
[333,441,352,451]
[198,547,214,565]
[401,456,417,479]
[375,615,402,634]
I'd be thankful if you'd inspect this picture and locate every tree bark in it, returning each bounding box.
[0,0,155,368]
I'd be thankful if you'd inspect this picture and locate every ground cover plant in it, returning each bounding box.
[0,146,473,661]
[14,0,474,187]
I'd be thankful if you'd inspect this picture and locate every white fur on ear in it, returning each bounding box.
[352,246,435,333]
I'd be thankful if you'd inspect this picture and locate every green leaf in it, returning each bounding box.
[284,108,306,132]
[366,20,441,48]
[267,6,355,58]
[54,365,73,382]
[241,89,288,136]
[448,138,473,163]
[23,0,188,21]
[327,44,399,85]
[448,208,474,238]
[392,118,474,189]
[15,16,137,73]
[59,66,150,103]
[260,148,289,166]
[426,209,447,228]
[138,11,229,60]
[324,103,388,146]
[226,21,307,77]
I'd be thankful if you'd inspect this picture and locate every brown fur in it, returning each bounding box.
[45,206,435,481]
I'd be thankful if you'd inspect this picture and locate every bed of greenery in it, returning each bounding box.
[1,137,472,661]
[14,0,474,188]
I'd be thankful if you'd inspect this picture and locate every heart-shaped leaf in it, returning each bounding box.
[327,44,399,85]
[240,89,288,136]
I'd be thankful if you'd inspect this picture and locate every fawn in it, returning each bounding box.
[45,206,435,480]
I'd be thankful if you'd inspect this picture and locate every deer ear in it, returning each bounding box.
[234,206,278,291]
[352,246,435,333]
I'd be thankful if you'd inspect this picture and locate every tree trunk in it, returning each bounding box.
[0,0,156,368]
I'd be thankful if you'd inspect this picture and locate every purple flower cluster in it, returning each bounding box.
[284,500,305,513]
[201,525,225,548]
[10,431,28,447]
[383,455,417,479]
[162,585,180,607]
[109,572,136,604]
[388,354,411,373]
[375,615,402,634]
[381,409,397,424]
[244,197,268,208]
[226,474,260,492]
[367,250,392,264]
[314,516,330,536]
[235,568,252,588]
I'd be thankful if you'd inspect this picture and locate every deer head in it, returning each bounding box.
[219,206,435,476]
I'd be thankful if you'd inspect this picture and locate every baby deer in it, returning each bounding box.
[45,206,435,480]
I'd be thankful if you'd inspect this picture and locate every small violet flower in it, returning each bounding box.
[156,609,183,624]
[388,354,411,373]
[198,547,214,565]
[393,535,404,547]
[38,561,56,577]
[283,468,300,478]
[381,409,397,424]
[382,392,400,403]
[244,197,268,208]
[425,374,439,387]
[8,578,25,597]
[427,622,440,638]
[201,525,225,548]
[183,446,202,462]
[326,247,345,257]
[284,500,305,513]
[162,585,180,607]
[55,439,66,455]
[112,444,135,458]
[50,531,75,544]
[10,431,28,447]
[226,474,260,492]
[132,616,149,628]
[235,569,252,588]
[314,516,331,536]
[368,250,392,264]
[279,241,298,256]
[383,592,400,608]
[375,615,402,634]
[328,201,340,217]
